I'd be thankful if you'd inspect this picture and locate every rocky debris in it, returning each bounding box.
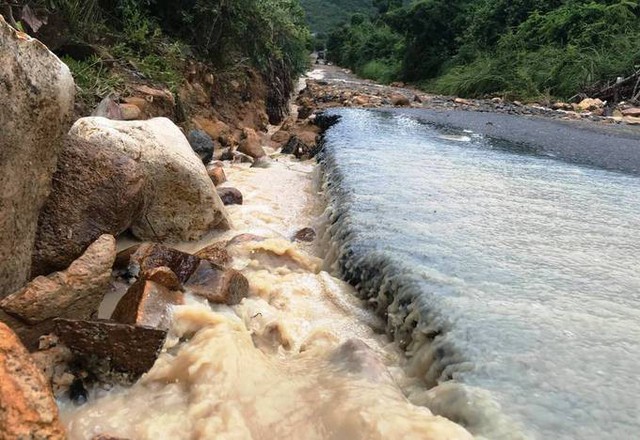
[281,135,310,159]
[54,319,167,377]
[208,165,227,186]
[194,117,234,147]
[271,129,290,143]
[391,93,411,107]
[130,85,176,119]
[69,117,231,241]
[293,228,316,243]
[238,127,267,158]
[111,279,184,329]
[0,323,66,439]
[194,244,232,268]
[0,235,116,350]
[115,243,200,283]
[184,261,249,305]
[0,16,75,298]
[217,187,244,205]
[187,129,215,165]
[31,135,147,277]
[30,337,74,398]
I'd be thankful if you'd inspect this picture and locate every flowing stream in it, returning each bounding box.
[320,108,640,439]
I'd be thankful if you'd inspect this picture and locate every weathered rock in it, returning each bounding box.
[194,243,232,267]
[115,243,200,283]
[194,117,233,146]
[122,97,149,118]
[251,156,272,169]
[187,129,215,164]
[208,166,227,186]
[130,85,175,119]
[621,107,640,117]
[69,117,231,241]
[352,95,369,106]
[271,129,290,143]
[238,127,266,158]
[111,279,183,329]
[576,98,604,111]
[391,93,411,107]
[184,262,249,305]
[32,135,147,277]
[30,340,74,398]
[293,227,316,243]
[54,319,166,376]
[142,266,183,291]
[92,96,123,120]
[0,322,65,439]
[217,187,244,205]
[232,151,255,163]
[119,103,142,120]
[0,16,75,298]
[281,135,310,158]
[1,235,115,350]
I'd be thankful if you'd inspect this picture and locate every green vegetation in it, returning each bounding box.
[326,0,640,100]
[13,0,310,108]
[300,0,374,33]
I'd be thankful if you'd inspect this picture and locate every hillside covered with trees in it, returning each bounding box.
[326,0,640,101]
[300,0,374,33]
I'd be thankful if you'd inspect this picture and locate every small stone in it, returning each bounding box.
[54,319,167,376]
[271,130,290,143]
[391,93,411,106]
[184,261,249,305]
[208,166,227,186]
[281,135,309,158]
[577,98,604,111]
[187,129,215,165]
[293,227,316,243]
[195,244,232,267]
[217,187,243,205]
[111,279,184,329]
[119,103,141,120]
[92,97,123,120]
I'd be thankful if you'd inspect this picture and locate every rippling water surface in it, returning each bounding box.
[321,109,640,439]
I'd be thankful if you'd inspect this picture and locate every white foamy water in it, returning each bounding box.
[60,157,471,440]
[320,109,640,439]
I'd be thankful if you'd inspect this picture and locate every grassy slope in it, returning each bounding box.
[300,0,374,33]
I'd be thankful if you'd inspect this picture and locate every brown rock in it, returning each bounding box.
[281,135,310,159]
[621,107,640,117]
[122,97,148,116]
[194,117,233,146]
[143,266,183,291]
[131,85,175,119]
[577,98,604,111]
[0,322,65,439]
[391,93,411,107]
[208,166,227,186]
[54,319,167,376]
[30,341,74,397]
[293,227,316,243]
[111,279,184,329]
[0,235,116,349]
[352,95,369,106]
[195,244,232,267]
[185,261,249,305]
[271,130,290,143]
[0,16,75,298]
[217,187,244,205]
[32,135,147,277]
[119,103,142,120]
[238,127,266,158]
[115,243,201,283]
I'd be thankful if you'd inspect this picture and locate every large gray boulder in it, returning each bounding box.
[32,135,147,277]
[69,117,231,241]
[0,16,75,298]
